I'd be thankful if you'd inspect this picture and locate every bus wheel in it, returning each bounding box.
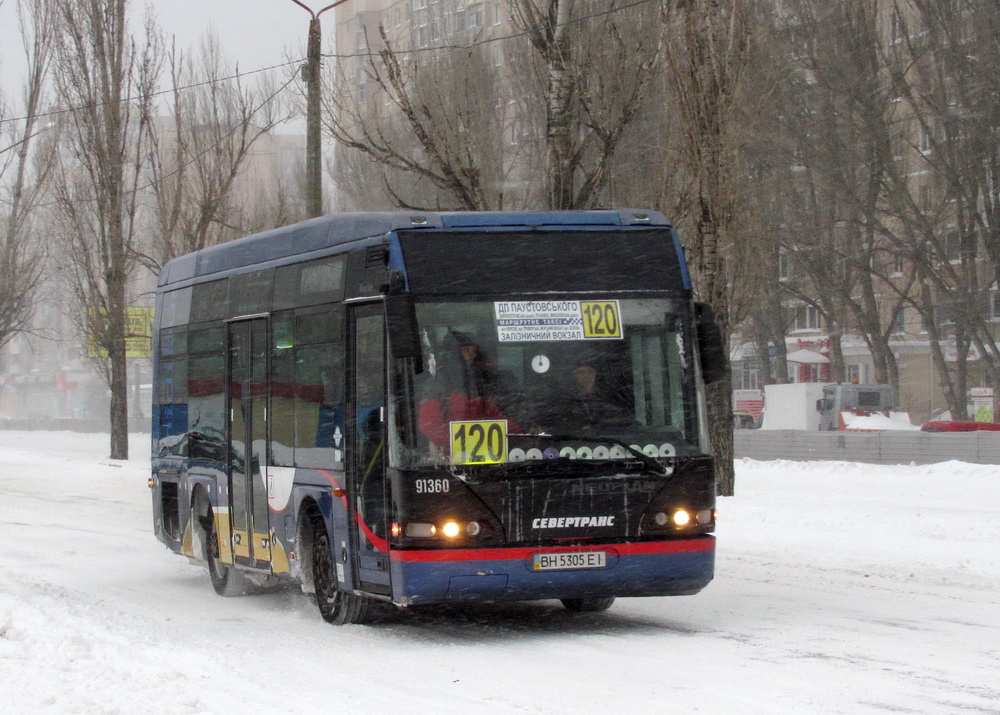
[311,519,370,625]
[202,506,248,597]
[561,597,615,613]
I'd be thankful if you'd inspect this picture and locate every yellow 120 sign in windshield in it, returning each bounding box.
[450,420,509,465]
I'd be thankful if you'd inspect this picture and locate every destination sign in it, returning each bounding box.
[494,300,622,342]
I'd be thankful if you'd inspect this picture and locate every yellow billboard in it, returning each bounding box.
[88,307,153,358]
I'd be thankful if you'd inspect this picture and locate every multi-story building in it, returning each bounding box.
[732,0,1000,425]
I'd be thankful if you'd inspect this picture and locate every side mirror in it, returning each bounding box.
[694,302,726,385]
[385,293,423,373]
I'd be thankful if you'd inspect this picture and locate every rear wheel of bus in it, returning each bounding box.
[195,492,248,596]
[311,515,371,625]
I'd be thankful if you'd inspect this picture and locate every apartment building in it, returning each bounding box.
[733,0,1000,424]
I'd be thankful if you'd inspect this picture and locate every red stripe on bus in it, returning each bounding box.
[389,539,714,563]
[316,469,389,553]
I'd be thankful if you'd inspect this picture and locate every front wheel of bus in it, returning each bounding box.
[561,597,615,613]
[311,519,371,625]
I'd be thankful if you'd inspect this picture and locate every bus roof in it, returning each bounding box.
[157,210,672,287]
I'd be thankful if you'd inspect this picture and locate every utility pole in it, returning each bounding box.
[288,1,351,218]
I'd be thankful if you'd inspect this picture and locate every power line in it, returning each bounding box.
[322,0,657,60]
[0,58,303,127]
[18,72,298,210]
[0,0,658,127]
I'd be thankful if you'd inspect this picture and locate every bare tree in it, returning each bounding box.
[328,0,661,212]
[509,0,662,209]
[859,0,1000,419]
[50,0,161,459]
[145,32,294,268]
[328,24,508,211]
[761,0,902,386]
[0,0,57,351]
[664,0,752,496]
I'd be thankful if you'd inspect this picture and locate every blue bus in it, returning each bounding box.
[150,210,724,624]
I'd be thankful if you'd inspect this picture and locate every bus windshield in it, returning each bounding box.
[392,296,700,470]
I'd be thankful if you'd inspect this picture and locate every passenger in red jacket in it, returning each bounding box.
[418,331,522,449]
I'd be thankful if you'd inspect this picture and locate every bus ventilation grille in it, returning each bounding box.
[366,246,389,269]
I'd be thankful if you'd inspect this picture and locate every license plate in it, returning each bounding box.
[533,551,606,571]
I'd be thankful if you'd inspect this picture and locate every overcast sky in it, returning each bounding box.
[1,1,332,112]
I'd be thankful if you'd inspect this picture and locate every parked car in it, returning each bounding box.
[920,420,1000,432]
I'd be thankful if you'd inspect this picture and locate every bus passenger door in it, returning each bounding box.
[227,318,272,572]
[348,303,390,594]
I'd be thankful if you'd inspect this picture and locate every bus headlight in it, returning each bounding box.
[672,509,691,527]
[400,520,484,539]
[641,504,714,535]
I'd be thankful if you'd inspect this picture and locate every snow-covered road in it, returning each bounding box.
[1,431,997,714]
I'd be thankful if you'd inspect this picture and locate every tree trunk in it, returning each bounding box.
[545,0,574,210]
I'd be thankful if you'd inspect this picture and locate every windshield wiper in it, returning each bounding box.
[511,433,670,476]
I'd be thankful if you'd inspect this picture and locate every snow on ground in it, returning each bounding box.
[0,431,998,714]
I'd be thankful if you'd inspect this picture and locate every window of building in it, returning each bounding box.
[936,302,955,327]
[920,184,933,213]
[357,65,367,103]
[847,363,867,384]
[891,252,905,277]
[919,124,932,153]
[469,3,484,27]
[890,131,904,161]
[739,360,760,390]
[891,307,906,334]
[944,230,962,262]
[355,14,367,52]
[891,11,903,43]
[793,303,820,331]
[989,289,1000,322]
[415,24,429,47]
[778,249,791,282]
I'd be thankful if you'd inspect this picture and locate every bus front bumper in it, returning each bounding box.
[388,536,715,605]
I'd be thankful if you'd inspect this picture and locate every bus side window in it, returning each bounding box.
[157,328,188,454]
[187,325,226,462]
[293,308,345,469]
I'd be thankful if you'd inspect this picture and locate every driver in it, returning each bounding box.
[540,353,633,433]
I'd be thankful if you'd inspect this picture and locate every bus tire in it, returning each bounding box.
[311,518,371,625]
[202,504,248,597]
[561,597,615,613]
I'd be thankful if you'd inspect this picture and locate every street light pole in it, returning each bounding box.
[288,0,351,218]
